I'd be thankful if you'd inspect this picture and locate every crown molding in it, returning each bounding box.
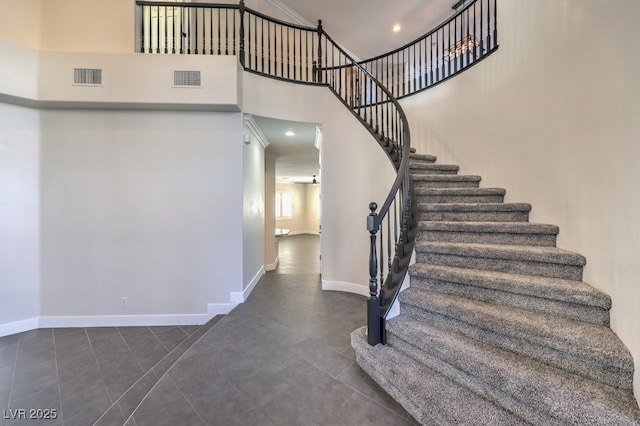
[244,114,271,148]
[265,0,313,27]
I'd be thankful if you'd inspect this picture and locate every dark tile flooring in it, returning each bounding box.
[1,234,416,425]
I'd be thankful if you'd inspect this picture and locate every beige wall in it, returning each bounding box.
[275,182,320,235]
[401,0,640,404]
[0,0,41,49]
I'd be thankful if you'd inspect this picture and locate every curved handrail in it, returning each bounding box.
[134,0,497,345]
[358,0,498,100]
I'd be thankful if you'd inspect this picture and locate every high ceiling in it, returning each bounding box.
[253,115,320,184]
[254,0,457,182]
[276,0,456,59]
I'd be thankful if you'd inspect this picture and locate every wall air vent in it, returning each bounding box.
[74,68,102,85]
[174,70,201,87]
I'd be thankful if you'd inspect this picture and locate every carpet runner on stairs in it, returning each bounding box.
[352,151,640,425]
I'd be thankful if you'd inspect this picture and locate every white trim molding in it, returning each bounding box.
[0,317,39,338]
[39,314,210,329]
[322,279,369,297]
[233,266,264,304]
[265,256,279,272]
[244,114,271,148]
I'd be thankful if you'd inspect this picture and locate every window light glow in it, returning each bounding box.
[392,24,401,32]
[285,131,295,137]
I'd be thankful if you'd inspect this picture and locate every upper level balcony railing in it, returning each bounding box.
[135,0,498,346]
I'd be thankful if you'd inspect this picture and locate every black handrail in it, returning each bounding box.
[135,0,498,345]
[358,0,498,100]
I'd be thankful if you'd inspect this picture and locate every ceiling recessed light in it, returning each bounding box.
[285,131,295,137]
[393,24,401,32]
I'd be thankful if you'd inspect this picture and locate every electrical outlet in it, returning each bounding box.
[121,297,127,307]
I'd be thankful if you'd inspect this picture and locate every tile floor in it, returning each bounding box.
[1,234,416,425]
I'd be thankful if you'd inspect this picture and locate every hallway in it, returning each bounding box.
[0,235,416,425]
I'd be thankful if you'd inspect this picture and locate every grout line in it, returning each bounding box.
[51,329,65,426]
[84,328,115,405]
[119,318,223,426]
[165,375,208,425]
[116,327,146,373]
[5,334,20,422]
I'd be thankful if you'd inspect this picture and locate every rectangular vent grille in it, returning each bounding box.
[174,71,201,87]
[74,68,102,85]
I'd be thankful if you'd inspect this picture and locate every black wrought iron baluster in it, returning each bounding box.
[261,19,265,72]
[217,9,221,55]
[254,15,258,70]
[202,8,206,55]
[171,6,176,54]
[379,218,384,295]
[225,9,229,55]
[286,27,290,79]
[209,8,213,55]
[268,21,272,75]
[387,210,392,282]
[140,5,145,53]
[239,2,245,66]
[367,203,381,346]
[163,6,168,54]
[316,20,323,83]
[493,0,498,47]
[194,8,198,54]
[472,3,476,61]
[233,8,237,55]
[187,9,191,54]
[480,0,484,55]
[180,7,184,54]
[280,25,284,77]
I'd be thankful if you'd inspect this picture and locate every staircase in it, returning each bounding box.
[352,152,640,425]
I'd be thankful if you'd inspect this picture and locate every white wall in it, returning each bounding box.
[264,156,278,270]
[0,103,40,335]
[242,72,396,296]
[39,110,244,324]
[401,0,640,404]
[242,122,266,293]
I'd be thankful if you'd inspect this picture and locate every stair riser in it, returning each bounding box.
[417,211,530,222]
[415,252,583,280]
[418,230,557,246]
[410,168,458,175]
[409,157,436,164]
[415,194,505,203]
[386,334,562,426]
[400,304,633,391]
[413,180,480,189]
[410,277,609,326]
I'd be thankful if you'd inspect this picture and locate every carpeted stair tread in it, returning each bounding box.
[399,288,634,390]
[418,221,558,236]
[350,327,525,425]
[417,221,558,246]
[409,263,611,311]
[386,316,640,425]
[415,187,506,203]
[409,163,460,174]
[418,202,531,222]
[416,240,585,280]
[414,187,506,196]
[409,153,437,163]
[408,263,610,325]
[419,202,531,213]
[412,174,482,189]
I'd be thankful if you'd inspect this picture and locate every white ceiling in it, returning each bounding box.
[276,0,457,59]
[254,0,457,182]
[253,115,320,183]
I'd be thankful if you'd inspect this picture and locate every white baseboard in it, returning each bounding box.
[231,266,264,304]
[322,280,369,297]
[265,257,279,272]
[0,317,39,337]
[39,314,210,329]
[288,230,320,236]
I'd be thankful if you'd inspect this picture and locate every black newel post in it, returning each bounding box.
[316,19,323,84]
[367,202,382,345]
[239,0,246,67]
